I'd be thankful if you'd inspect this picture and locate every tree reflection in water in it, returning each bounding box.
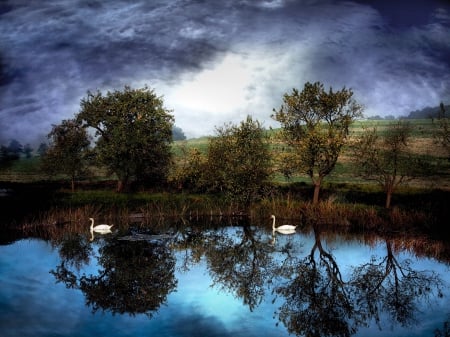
[48,217,445,335]
[350,238,444,328]
[51,234,177,317]
[273,225,444,337]
[274,226,359,337]
[174,219,275,312]
[204,225,274,311]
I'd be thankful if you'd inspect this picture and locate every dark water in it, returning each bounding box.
[0,220,449,337]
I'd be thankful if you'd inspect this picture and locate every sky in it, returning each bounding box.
[1,0,449,144]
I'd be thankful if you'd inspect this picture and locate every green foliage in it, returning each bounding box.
[36,142,48,156]
[352,120,424,208]
[272,81,363,203]
[41,119,91,192]
[172,125,186,141]
[23,144,33,158]
[0,139,23,168]
[76,85,174,192]
[168,146,207,191]
[204,116,272,207]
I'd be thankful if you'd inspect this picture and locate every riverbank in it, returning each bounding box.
[1,181,449,240]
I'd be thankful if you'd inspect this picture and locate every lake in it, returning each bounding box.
[0,217,449,337]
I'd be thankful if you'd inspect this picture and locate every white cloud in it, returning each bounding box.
[162,47,309,138]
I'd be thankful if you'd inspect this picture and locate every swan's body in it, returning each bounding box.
[271,215,296,234]
[89,218,113,233]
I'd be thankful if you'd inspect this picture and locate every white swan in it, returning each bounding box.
[271,215,296,234]
[89,218,113,233]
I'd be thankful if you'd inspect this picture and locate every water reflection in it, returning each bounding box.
[199,225,273,311]
[51,232,177,317]
[274,225,444,337]
[275,225,358,337]
[1,216,448,337]
[48,220,449,333]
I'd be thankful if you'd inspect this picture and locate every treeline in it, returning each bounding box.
[1,84,449,211]
[366,104,450,121]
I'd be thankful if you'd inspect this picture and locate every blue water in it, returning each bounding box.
[0,227,449,337]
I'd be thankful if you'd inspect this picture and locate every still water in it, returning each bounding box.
[0,219,449,337]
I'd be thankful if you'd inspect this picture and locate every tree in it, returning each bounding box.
[41,119,91,192]
[172,125,186,141]
[205,116,272,207]
[36,142,48,156]
[352,120,422,208]
[76,86,174,192]
[435,102,450,157]
[6,139,23,159]
[169,145,207,191]
[272,82,363,204]
[1,139,24,168]
[23,143,33,158]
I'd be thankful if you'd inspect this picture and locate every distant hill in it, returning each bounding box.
[403,104,449,119]
[366,104,449,120]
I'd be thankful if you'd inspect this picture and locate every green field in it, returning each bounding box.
[171,118,450,189]
[1,119,449,189]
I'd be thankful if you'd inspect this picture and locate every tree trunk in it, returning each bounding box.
[117,178,128,193]
[71,177,75,193]
[313,181,321,205]
[385,189,392,209]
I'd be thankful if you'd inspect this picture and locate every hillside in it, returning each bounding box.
[1,119,449,189]
[173,118,450,189]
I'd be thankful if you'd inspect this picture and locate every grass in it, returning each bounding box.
[1,119,449,236]
[4,186,448,243]
[1,119,447,186]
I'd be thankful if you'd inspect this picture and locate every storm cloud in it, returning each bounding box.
[1,0,449,143]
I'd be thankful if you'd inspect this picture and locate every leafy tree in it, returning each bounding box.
[172,125,187,141]
[23,143,33,158]
[352,120,422,208]
[169,145,207,191]
[205,116,272,208]
[36,142,48,156]
[41,119,91,192]
[272,82,363,204]
[6,139,23,159]
[0,145,8,168]
[435,102,450,157]
[76,86,174,192]
[0,139,22,168]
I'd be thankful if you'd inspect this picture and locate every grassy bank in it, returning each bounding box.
[1,119,449,238]
[1,180,449,241]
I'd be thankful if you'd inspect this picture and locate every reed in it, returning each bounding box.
[2,182,444,240]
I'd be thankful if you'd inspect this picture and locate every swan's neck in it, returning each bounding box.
[272,216,276,230]
[90,219,94,231]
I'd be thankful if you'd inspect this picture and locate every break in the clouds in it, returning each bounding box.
[0,0,449,143]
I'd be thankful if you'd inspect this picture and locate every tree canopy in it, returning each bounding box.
[41,119,91,192]
[352,120,424,208]
[272,82,363,204]
[205,116,272,207]
[76,86,174,192]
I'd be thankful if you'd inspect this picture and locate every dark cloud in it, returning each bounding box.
[354,0,450,27]
[0,0,449,142]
